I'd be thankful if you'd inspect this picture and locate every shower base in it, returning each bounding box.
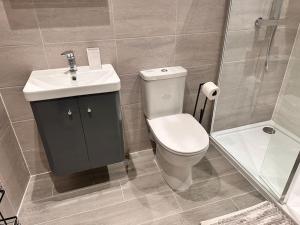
[211,120,300,197]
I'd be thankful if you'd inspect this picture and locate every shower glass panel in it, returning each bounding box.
[260,25,300,199]
[211,0,300,201]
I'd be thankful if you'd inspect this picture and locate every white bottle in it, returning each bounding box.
[86,48,102,70]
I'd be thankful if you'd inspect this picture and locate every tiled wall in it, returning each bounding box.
[0,0,227,176]
[212,0,300,131]
[273,25,300,136]
[0,97,30,216]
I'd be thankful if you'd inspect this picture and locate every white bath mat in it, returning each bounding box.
[201,201,296,225]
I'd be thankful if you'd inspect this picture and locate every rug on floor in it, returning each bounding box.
[201,201,296,225]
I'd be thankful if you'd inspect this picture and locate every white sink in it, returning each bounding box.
[23,64,121,101]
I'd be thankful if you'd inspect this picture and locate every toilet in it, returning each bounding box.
[139,66,209,191]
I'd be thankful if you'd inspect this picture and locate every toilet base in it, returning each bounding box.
[156,144,206,191]
[157,157,192,191]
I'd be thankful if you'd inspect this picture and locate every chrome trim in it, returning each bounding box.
[280,152,300,203]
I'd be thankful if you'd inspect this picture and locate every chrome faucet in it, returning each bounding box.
[61,50,77,73]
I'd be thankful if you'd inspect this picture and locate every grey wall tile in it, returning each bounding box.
[122,103,147,131]
[0,45,47,87]
[1,87,34,122]
[116,36,175,75]
[13,119,44,152]
[223,29,268,62]
[228,0,273,31]
[224,28,296,63]
[124,128,151,153]
[0,125,30,211]
[23,150,50,175]
[0,0,42,47]
[119,74,141,105]
[112,0,176,38]
[34,0,114,43]
[273,29,300,136]
[284,0,300,29]
[45,40,117,69]
[0,191,16,217]
[175,33,222,68]
[214,59,288,131]
[177,0,227,34]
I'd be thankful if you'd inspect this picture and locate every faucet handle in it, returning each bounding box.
[61,50,75,58]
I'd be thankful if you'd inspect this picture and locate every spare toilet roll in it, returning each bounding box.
[202,82,220,101]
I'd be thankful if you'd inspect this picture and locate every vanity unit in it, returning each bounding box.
[23,65,124,175]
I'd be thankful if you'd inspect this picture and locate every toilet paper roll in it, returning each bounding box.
[201,82,220,101]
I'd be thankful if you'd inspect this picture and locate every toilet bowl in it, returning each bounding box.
[147,114,209,191]
[139,66,209,191]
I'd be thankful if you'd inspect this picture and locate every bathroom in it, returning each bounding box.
[0,0,300,224]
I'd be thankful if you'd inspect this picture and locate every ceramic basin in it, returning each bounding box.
[23,64,120,101]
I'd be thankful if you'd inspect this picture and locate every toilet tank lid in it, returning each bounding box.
[140,66,187,81]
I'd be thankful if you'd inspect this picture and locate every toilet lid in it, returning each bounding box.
[147,114,209,155]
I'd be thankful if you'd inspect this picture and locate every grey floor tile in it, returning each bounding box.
[93,150,159,183]
[52,172,95,194]
[205,144,222,159]
[24,177,53,202]
[174,173,254,210]
[19,181,123,225]
[121,172,171,200]
[127,150,160,178]
[39,191,181,225]
[140,214,183,225]
[192,156,236,183]
[180,199,238,225]
[231,191,265,210]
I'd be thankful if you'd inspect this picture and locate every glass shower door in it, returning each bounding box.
[259,24,300,200]
[259,131,300,198]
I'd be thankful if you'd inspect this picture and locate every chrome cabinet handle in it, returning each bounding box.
[87,108,92,113]
[67,109,72,116]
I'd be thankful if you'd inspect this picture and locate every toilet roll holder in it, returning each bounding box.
[193,82,217,124]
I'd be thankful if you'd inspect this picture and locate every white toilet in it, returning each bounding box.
[139,66,209,191]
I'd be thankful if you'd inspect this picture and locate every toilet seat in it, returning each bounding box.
[147,114,209,156]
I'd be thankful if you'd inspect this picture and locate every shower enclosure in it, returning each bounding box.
[211,0,300,222]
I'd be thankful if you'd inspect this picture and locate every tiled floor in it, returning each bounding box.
[18,145,265,225]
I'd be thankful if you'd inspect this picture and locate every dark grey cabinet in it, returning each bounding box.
[31,92,124,176]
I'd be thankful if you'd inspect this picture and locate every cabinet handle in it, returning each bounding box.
[67,109,72,116]
[87,108,92,113]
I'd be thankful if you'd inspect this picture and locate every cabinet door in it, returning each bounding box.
[31,98,90,175]
[78,92,124,168]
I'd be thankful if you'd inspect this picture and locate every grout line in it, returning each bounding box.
[119,180,125,201]
[30,171,51,179]
[32,189,174,225]
[32,2,49,69]
[172,191,184,212]
[173,0,179,66]
[0,94,31,176]
[0,29,225,50]
[229,198,240,210]
[16,173,31,216]
[137,211,183,225]
[12,118,35,124]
